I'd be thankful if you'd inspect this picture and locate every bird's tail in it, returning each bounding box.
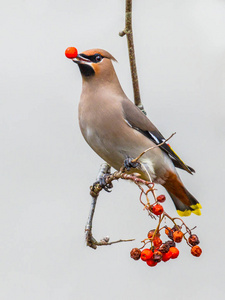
[168,189,202,216]
[163,171,202,216]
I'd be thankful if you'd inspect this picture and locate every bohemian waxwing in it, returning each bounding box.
[71,48,201,216]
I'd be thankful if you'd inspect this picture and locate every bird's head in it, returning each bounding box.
[72,48,117,82]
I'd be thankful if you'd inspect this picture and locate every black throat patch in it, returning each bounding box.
[78,64,95,77]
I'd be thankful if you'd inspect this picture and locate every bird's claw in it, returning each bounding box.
[124,157,140,171]
[93,173,113,192]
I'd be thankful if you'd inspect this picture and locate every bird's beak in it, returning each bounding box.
[73,53,95,77]
[72,54,92,65]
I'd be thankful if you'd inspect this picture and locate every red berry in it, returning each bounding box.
[152,204,164,215]
[153,250,163,262]
[153,238,163,248]
[65,47,78,59]
[191,245,202,257]
[169,247,179,259]
[159,243,170,253]
[188,234,200,246]
[165,240,176,248]
[165,227,172,236]
[140,249,153,261]
[146,259,157,267]
[173,231,183,243]
[157,195,166,203]
[147,229,160,239]
[130,248,141,260]
[172,225,182,231]
[162,251,172,262]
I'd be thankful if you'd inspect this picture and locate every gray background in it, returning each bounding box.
[1,0,225,299]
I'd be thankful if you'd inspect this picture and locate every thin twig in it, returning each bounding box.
[119,0,146,113]
[132,132,176,163]
[96,238,135,246]
[90,169,154,199]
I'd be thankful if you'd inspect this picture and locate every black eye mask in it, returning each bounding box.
[80,53,104,63]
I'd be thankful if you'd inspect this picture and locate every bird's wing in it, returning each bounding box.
[121,99,194,174]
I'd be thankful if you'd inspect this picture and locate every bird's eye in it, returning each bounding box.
[95,55,102,63]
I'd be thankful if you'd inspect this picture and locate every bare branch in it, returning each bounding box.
[96,238,135,246]
[85,163,135,249]
[85,163,110,249]
[119,0,146,114]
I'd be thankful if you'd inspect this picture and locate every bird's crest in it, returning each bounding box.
[80,49,117,62]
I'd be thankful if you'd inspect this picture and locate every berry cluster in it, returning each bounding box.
[130,194,202,267]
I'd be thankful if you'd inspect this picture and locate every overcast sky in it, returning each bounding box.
[1,0,225,299]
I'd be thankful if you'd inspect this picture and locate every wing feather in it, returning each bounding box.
[121,99,194,174]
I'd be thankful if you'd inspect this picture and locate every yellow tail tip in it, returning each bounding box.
[191,203,202,210]
[177,203,202,217]
[192,208,201,216]
[177,210,192,217]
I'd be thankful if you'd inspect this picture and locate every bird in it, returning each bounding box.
[70,48,201,216]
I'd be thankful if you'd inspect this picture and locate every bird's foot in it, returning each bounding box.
[93,173,113,192]
[124,157,140,171]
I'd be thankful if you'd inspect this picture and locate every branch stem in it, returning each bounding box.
[86,163,135,249]
[96,238,135,246]
[119,0,145,113]
[85,163,111,249]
